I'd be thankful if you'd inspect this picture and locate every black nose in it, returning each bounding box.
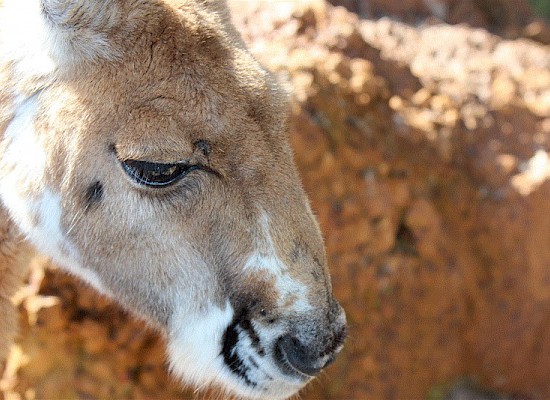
[275,326,347,377]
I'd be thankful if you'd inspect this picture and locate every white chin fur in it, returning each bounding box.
[167,302,306,400]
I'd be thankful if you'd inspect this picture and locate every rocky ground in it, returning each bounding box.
[1,0,550,399]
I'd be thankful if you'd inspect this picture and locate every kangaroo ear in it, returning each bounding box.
[41,0,123,62]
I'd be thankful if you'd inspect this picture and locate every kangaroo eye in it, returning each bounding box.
[121,159,198,188]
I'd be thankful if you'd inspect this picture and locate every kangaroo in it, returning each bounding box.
[0,0,346,398]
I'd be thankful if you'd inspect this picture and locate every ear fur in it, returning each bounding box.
[40,0,123,62]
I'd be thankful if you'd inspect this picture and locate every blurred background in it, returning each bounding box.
[1,0,550,399]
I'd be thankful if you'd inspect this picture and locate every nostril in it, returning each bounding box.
[274,325,347,379]
[275,335,323,378]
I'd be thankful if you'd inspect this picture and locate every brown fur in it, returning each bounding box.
[0,1,345,397]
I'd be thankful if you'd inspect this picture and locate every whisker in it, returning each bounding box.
[65,205,88,236]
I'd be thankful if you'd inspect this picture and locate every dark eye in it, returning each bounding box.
[121,159,198,188]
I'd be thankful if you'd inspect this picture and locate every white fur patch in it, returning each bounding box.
[244,212,312,313]
[1,95,47,236]
[36,190,110,294]
[0,94,110,295]
[168,302,235,391]
[1,0,57,77]
[245,249,312,312]
[1,0,118,71]
[167,302,305,400]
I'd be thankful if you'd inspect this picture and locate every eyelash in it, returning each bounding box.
[121,159,199,188]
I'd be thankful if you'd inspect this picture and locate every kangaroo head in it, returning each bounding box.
[0,0,346,398]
